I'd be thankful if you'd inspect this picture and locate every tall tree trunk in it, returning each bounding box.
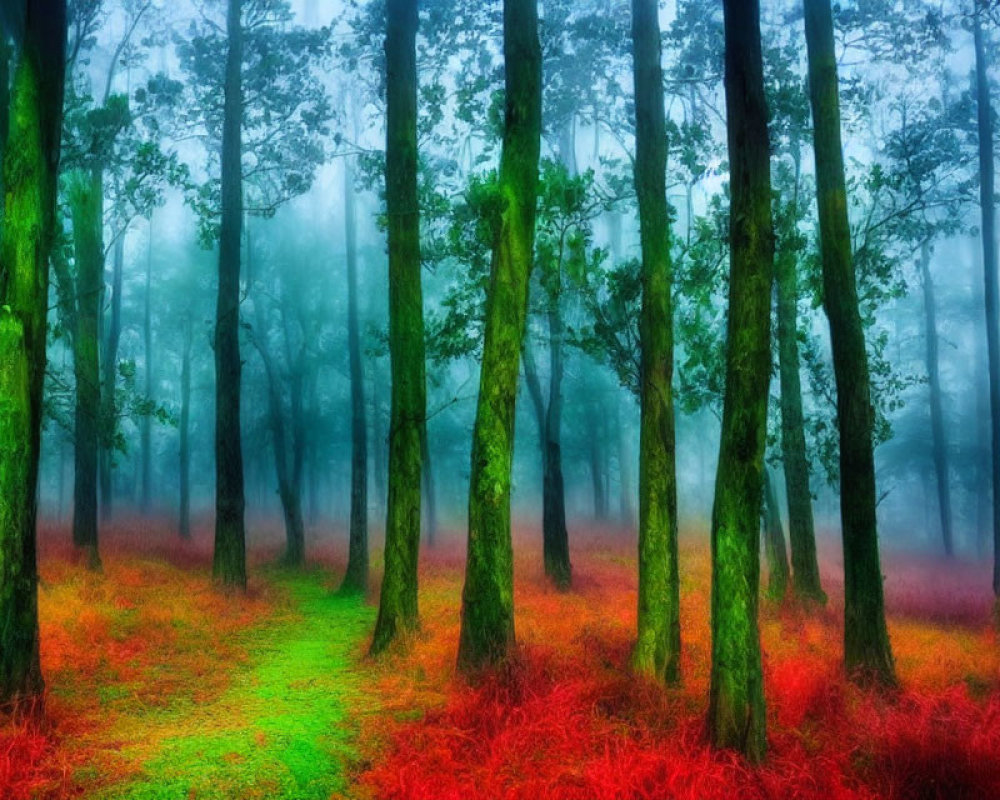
[804,0,894,683]
[100,231,123,520]
[212,0,247,590]
[709,0,772,762]
[178,314,192,539]
[457,0,541,674]
[542,292,571,588]
[68,169,103,570]
[0,32,9,231]
[587,400,609,520]
[763,467,790,601]
[775,151,825,604]
[630,0,680,684]
[0,0,67,712]
[340,156,369,593]
[919,242,953,557]
[973,4,1000,616]
[141,218,153,514]
[371,0,426,652]
[371,358,387,519]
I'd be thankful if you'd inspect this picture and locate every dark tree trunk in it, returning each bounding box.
[178,315,192,539]
[458,0,541,674]
[0,33,9,229]
[340,156,369,594]
[804,0,894,683]
[141,219,153,514]
[973,5,1000,615]
[919,242,953,557]
[763,467,790,602]
[371,0,426,652]
[212,0,247,590]
[775,151,825,604]
[371,358,387,519]
[709,0,772,762]
[0,0,67,712]
[542,292,571,588]
[100,231,123,520]
[630,0,680,684]
[587,400,609,520]
[69,169,103,571]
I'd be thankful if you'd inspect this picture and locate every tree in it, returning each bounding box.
[708,0,772,763]
[457,0,542,674]
[371,0,426,654]
[630,0,680,685]
[803,0,895,684]
[0,0,68,712]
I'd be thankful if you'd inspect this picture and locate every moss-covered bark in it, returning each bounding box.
[763,467,790,602]
[804,0,894,685]
[457,0,541,675]
[708,0,772,762]
[67,169,103,571]
[340,155,369,595]
[0,0,67,712]
[630,0,680,685]
[774,164,825,605]
[371,0,425,654]
[213,0,247,591]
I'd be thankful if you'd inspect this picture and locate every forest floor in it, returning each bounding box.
[1,521,999,799]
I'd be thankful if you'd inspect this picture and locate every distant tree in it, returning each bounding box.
[708,0,772,763]
[630,0,680,685]
[0,0,68,712]
[371,0,426,653]
[457,0,542,674]
[803,0,895,685]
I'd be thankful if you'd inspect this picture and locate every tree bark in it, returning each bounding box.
[371,0,426,652]
[340,155,369,594]
[973,4,1000,615]
[775,152,825,604]
[212,0,247,590]
[68,169,103,571]
[542,290,571,588]
[918,242,953,557]
[630,0,680,685]
[141,218,153,514]
[100,231,123,520]
[178,314,192,539]
[763,467,790,601]
[709,0,772,762]
[804,0,894,684]
[457,0,541,674]
[0,0,67,712]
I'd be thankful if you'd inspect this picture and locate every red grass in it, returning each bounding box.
[360,528,1000,800]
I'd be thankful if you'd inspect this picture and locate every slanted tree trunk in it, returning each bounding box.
[100,231,123,520]
[371,0,426,652]
[919,241,953,557]
[973,4,1000,616]
[775,150,825,604]
[630,0,680,685]
[340,156,369,593]
[178,314,192,539]
[804,0,894,683]
[68,169,103,571]
[0,0,67,712]
[141,219,153,514]
[212,0,247,590]
[763,467,790,601]
[457,0,542,674]
[709,0,772,762]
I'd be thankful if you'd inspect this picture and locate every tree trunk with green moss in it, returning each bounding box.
[0,33,9,228]
[0,0,67,712]
[708,0,772,762]
[457,0,541,675]
[371,0,425,653]
[212,0,247,590]
[67,169,103,571]
[763,467,789,602]
[775,155,825,604]
[340,156,369,594]
[630,0,680,685]
[804,0,894,684]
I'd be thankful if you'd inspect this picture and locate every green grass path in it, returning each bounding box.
[98,570,377,800]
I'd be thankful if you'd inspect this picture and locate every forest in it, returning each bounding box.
[1,0,999,797]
